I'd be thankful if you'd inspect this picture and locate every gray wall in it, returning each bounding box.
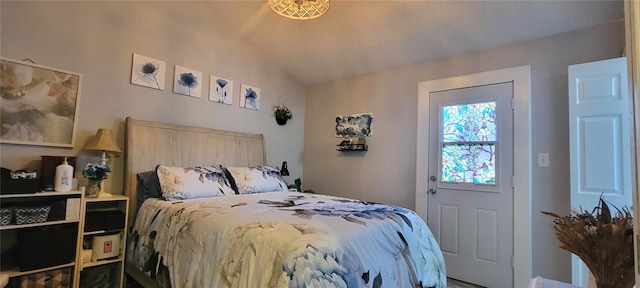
[303,22,625,281]
[0,1,306,192]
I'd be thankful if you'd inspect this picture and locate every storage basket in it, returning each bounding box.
[15,206,51,225]
[19,267,71,288]
[0,207,13,225]
[17,223,77,271]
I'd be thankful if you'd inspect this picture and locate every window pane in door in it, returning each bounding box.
[442,101,497,142]
[441,100,497,185]
[442,144,496,184]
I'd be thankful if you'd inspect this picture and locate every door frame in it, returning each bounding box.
[416,65,532,287]
[624,0,640,285]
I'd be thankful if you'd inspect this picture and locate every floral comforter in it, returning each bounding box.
[127,192,446,288]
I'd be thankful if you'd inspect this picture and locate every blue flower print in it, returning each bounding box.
[141,62,160,89]
[215,79,228,103]
[178,72,198,96]
[244,87,257,110]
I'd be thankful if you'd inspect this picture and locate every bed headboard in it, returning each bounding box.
[124,117,266,222]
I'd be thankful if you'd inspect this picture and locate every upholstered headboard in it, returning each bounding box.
[124,117,266,223]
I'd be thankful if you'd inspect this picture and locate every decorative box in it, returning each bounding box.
[0,207,13,225]
[17,223,77,271]
[84,211,125,232]
[15,206,50,225]
[19,267,71,288]
[91,233,121,261]
[79,264,114,288]
[1,168,39,194]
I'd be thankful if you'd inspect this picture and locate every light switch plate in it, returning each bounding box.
[538,153,550,167]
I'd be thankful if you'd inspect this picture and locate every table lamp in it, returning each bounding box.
[83,129,121,196]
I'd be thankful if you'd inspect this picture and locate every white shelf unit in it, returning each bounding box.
[0,191,83,287]
[76,194,129,288]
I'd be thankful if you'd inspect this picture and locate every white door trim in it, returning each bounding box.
[416,65,532,287]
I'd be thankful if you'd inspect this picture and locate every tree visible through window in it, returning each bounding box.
[441,101,497,184]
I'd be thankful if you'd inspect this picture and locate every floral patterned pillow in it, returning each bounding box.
[226,166,288,194]
[156,165,236,200]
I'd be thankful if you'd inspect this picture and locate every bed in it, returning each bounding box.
[123,117,446,288]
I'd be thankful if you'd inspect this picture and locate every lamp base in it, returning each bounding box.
[98,191,112,198]
[98,180,111,198]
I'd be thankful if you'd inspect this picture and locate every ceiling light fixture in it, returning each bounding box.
[268,0,330,20]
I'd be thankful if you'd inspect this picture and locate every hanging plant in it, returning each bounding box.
[273,104,292,125]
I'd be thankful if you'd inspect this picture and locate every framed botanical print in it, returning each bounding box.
[130,53,166,90]
[240,83,260,111]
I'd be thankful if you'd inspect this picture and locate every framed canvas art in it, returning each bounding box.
[173,65,202,98]
[0,57,82,147]
[209,75,233,105]
[335,113,373,137]
[130,53,166,90]
[240,83,260,111]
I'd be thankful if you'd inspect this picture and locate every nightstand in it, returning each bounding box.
[76,194,129,288]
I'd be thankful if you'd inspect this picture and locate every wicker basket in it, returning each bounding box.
[15,205,50,225]
[0,207,13,225]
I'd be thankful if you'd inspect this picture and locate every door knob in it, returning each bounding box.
[429,188,437,195]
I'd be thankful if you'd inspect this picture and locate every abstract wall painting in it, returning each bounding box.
[239,83,260,111]
[173,65,202,98]
[335,113,374,137]
[209,75,233,105]
[130,53,166,90]
[0,57,82,147]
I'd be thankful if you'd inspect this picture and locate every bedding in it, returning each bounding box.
[127,191,446,288]
[226,166,288,194]
[156,165,236,200]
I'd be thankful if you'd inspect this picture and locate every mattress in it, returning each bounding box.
[127,191,446,288]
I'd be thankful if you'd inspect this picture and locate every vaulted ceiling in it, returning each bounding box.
[206,1,624,85]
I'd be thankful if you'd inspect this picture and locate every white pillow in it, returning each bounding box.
[156,165,236,200]
[226,166,288,194]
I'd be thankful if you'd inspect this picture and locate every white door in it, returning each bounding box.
[427,82,514,287]
[568,57,632,287]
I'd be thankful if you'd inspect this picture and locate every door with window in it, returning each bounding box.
[427,82,514,287]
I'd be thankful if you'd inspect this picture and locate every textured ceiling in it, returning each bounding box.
[206,0,624,85]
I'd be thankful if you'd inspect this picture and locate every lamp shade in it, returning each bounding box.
[268,0,330,20]
[84,129,121,154]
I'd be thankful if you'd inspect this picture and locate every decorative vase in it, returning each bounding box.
[276,117,288,125]
[85,179,101,198]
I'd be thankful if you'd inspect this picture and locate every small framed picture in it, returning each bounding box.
[209,75,233,105]
[239,84,260,111]
[174,65,202,98]
[130,53,166,90]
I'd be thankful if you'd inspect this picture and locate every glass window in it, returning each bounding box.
[441,101,497,184]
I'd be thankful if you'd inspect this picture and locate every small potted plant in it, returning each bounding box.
[82,162,111,198]
[273,104,292,125]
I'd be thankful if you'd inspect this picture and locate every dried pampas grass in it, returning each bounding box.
[542,196,634,288]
